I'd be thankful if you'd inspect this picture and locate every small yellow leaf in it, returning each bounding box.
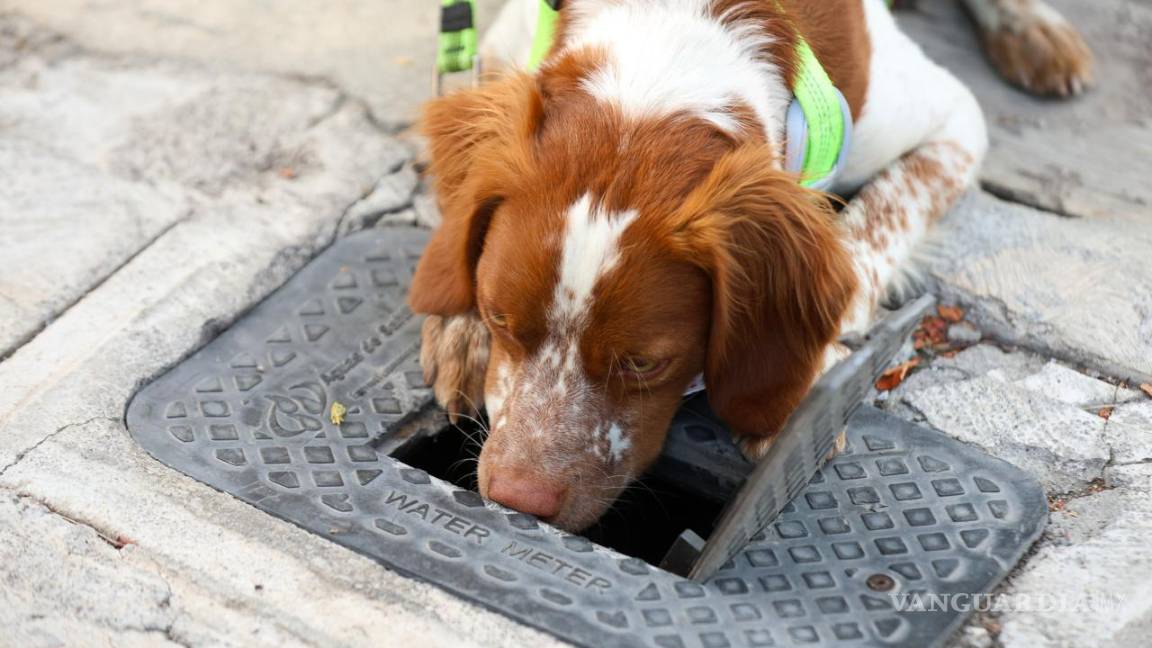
[330,401,347,425]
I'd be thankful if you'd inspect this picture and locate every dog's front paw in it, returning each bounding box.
[984,11,1093,97]
[419,313,490,424]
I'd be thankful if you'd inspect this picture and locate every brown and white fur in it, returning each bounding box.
[410,0,1084,531]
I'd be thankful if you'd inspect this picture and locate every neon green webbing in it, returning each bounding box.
[791,38,845,187]
[437,0,478,74]
[528,0,559,70]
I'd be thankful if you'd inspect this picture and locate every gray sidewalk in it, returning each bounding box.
[1,1,1150,647]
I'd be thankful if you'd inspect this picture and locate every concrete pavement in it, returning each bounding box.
[1,2,1150,647]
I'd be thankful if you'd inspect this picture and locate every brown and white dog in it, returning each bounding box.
[409,0,1091,531]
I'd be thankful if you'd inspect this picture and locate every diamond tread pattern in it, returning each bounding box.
[126,229,1047,648]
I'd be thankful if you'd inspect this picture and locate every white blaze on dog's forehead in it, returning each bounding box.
[496,195,641,467]
[562,0,790,142]
[552,193,638,326]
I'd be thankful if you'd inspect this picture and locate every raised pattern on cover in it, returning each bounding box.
[127,228,1047,648]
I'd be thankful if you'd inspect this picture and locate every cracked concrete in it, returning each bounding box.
[889,344,1152,494]
[0,493,184,648]
[926,192,1152,386]
[0,416,115,477]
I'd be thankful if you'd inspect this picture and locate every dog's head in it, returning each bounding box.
[410,72,857,531]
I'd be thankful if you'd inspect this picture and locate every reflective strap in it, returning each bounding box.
[437,0,479,75]
[528,0,560,70]
[790,38,846,188]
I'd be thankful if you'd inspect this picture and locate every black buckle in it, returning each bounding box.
[440,2,474,33]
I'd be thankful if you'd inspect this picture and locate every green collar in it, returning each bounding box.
[528,0,562,69]
[438,0,851,189]
[783,37,852,190]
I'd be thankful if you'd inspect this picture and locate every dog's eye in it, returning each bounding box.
[488,312,509,329]
[622,356,661,374]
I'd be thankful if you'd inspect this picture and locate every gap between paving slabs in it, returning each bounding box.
[877,314,1152,496]
[126,227,1049,648]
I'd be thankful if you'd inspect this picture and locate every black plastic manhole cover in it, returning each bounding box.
[126,228,1047,648]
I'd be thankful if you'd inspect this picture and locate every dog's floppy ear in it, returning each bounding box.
[673,145,858,439]
[410,74,542,315]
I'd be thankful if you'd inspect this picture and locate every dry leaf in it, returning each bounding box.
[277,167,297,179]
[330,401,347,425]
[875,357,921,391]
[937,305,965,323]
[1141,383,1152,399]
[912,315,950,352]
[1098,407,1113,420]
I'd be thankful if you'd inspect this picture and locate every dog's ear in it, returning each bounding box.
[671,145,858,439]
[410,74,542,315]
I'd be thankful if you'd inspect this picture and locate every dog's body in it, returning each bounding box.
[410,0,1091,531]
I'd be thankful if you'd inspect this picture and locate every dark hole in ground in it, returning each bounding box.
[391,419,725,569]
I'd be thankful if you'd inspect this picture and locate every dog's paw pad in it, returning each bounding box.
[986,16,1093,98]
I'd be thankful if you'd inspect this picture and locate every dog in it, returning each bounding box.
[408,0,1092,532]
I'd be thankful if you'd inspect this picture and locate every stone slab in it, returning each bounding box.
[1015,361,1140,409]
[0,493,181,648]
[997,487,1152,648]
[0,14,417,362]
[3,0,506,129]
[904,376,1111,493]
[0,139,188,360]
[928,192,1152,385]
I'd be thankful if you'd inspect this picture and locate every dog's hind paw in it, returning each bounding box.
[983,10,1093,97]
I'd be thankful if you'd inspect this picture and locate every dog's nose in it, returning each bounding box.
[487,471,567,519]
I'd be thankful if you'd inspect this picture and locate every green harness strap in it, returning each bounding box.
[437,0,479,74]
[528,0,561,69]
